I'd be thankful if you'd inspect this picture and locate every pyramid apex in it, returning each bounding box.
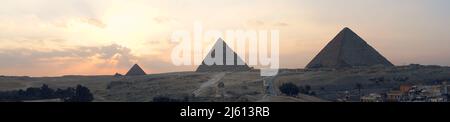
[217,37,225,42]
[338,27,358,36]
[341,27,353,32]
[214,37,228,46]
[131,64,141,68]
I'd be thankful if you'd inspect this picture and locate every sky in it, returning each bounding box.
[0,0,449,76]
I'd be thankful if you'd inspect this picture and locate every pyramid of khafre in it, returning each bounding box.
[306,27,394,69]
[125,64,146,76]
[196,38,251,72]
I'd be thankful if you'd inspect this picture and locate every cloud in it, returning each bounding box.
[137,53,196,74]
[246,20,290,28]
[0,44,137,76]
[153,16,177,24]
[274,22,289,27]
[80,17,107,28]
[1,0,99,20]
[246,20,265,27]
[0,42,196,76]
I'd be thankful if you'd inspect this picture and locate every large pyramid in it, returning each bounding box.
[306,27,393,69]
[125,64,146,76]
[196,38,251,72]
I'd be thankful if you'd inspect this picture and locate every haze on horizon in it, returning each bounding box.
[0,0,449,76]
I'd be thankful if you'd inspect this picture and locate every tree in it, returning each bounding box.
[0,84,93,102]
[65,85,94,102]
[304,85,311,94]
[25,87,41,99]
[55,88,74,99]
[320,87,325,91]
[40,84,55,99]
[279,83,299,96]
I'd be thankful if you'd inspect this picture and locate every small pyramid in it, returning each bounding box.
[125,64,146,76]
[114,72,123,77]
[306,27,393,69]
[196,38,251,72]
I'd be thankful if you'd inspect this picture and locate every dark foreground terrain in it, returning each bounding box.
[0,64,449,102]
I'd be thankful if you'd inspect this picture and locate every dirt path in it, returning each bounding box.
[192,72,226,97]
[261,71,292,98]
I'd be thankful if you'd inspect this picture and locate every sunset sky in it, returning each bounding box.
[1,0,449,76]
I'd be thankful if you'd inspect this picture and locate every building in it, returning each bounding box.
[386,91,403,102]
[400,84,413,93]
[360,93,383,102]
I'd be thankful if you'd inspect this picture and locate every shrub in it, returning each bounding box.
[298,85,313,95]
[152,96,186,102]
[0,84,93,102]
[279,83,299,96]
[64,85,94,102]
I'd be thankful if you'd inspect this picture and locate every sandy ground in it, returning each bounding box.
[1,65,448,102]
[193,72,226,97]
